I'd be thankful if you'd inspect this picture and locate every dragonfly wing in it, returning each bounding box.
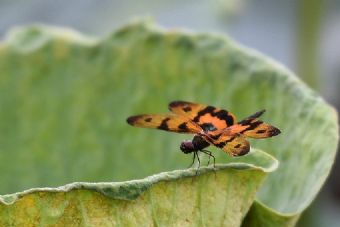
[168,100,237,131]
[127,114,202,134]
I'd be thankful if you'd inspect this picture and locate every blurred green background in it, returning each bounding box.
[0,0,339,226]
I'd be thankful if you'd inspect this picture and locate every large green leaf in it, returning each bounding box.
[0,151,277,227]
[0,21,338,226]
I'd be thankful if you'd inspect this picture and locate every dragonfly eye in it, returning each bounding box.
[180,141,195,153]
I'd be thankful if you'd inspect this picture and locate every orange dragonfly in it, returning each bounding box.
[127,101,280,168]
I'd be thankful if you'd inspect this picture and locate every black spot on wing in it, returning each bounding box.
[256,129,266,134]
[215,142,225,148]
[269,127,281,136]
[239,118,253,126]
[158,118,170,131]
[246,110,266,119]
[182,106,192,112]
[178,122,188,131]
[234,144,241,148]
[210,133,222,140]
[127,115,140,125]
[145,117,152,122]
[169,101,188,110]
[215,136,236,148]
[214,110,234,126]
[237,146,250,156]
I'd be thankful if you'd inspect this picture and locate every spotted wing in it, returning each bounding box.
[202,131,250,156]
[168,100,237,131]
[230,110,281,138]
[127,114,202,134]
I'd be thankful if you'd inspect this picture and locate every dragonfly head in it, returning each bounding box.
[180,140,195,154]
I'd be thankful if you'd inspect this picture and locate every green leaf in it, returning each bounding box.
[0,21,338,227]
[0,150,277,226]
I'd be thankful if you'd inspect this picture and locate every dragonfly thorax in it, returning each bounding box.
[180,135,210,154]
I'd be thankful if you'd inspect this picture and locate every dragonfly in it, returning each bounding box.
[127,101,281,168]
